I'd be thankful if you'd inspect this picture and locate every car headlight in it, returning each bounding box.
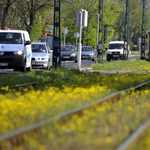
[89,54,94,56]
[14,51,23,55]
[120,51,123,54]
[41,58,48,61]
[71,53,76,57]
[107,51,112,54]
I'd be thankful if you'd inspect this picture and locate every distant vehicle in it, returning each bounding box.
[106,41,128,61]
[31,42,52,69]
[0,29,32,72]
[61,45,77,63]
[81,46,95,61]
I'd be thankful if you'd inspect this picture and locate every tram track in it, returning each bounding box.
[0,80,150,149]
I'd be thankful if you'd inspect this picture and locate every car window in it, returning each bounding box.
[32,44,47,53]
[0,33,22,44]
[108,44,124,49]
[82,47,92,51]
[61,46,75,51]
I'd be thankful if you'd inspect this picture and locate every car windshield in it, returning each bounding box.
[0,33,22,44]
[61,46,75,51]
[32,44,47,53]
[82,47,92,51]
[108,44,124,49]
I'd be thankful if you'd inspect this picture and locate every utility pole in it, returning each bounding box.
[53,0,61,68]
[141,0,146,60]
[97,0,104,63]
[123,0,130,60]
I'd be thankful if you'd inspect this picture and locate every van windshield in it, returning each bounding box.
[0,33,22,44]
[109,44,124,49]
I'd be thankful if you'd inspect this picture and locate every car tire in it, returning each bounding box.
[20,59,26,72]
[107,58,111,62]
[75,60,77,63]
[92,58,95,62]
[14,68,19,71]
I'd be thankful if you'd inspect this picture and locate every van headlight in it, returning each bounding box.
[107,51,112,54]
[14,51,23,55]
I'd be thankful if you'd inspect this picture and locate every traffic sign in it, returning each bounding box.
[74,32,80,38]
[114,35,118,40]
[62,28,68,34]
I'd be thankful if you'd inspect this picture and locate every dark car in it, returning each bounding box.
[61,45,77,63]
[81,46,95,61]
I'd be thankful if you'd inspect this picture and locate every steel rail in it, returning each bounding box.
[116,117,150,150]
[0,80,150,146]
[0,78,70,92]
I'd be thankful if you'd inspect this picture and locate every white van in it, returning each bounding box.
[0,30,32,72]
[106,41,127,61]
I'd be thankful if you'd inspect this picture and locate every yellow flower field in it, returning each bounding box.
[1,88,150,150]
[1,72,150,149]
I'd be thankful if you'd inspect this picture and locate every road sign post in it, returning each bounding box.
[76,9,88,70]
[74,32,80,50]
[62,28,68,46]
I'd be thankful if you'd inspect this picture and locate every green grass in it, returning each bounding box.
[91,59,150,71]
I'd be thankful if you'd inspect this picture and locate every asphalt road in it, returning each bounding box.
[0,54,141,73]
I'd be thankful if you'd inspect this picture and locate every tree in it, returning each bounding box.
[0,0,17,29]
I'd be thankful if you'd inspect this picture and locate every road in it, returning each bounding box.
[0,54,141,73]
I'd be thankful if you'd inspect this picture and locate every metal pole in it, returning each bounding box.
[124,0,130,60]
[64,33,65,45]
[78,11,82,70]
[96,13,99,63]
[141,0,146,60]
[53,0,61,67]
[102,0,104,61]
[148,28,150,59]
[97,0,103,63]
[76,35,77,50]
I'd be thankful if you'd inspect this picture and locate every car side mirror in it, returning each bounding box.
[25,41,31,46]
[106,48,107,50]
[49,50,53,53]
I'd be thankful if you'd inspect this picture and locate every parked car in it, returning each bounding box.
[0,29,32,72]
[61,45,77,63]
[31,42,52,69]
[81,46,95,61]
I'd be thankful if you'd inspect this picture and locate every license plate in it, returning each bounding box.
[63,57,69,58]
[113,55,119,57]
[0,63,8,66]
[83,56,88,58]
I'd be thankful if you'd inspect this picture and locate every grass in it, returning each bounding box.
[0,68,83,87]
[92,59,150,71]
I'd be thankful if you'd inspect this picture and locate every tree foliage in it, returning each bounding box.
[1,0,150,49]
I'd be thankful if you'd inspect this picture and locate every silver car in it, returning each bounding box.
[31,42,52,69]
[81,46,95,61]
